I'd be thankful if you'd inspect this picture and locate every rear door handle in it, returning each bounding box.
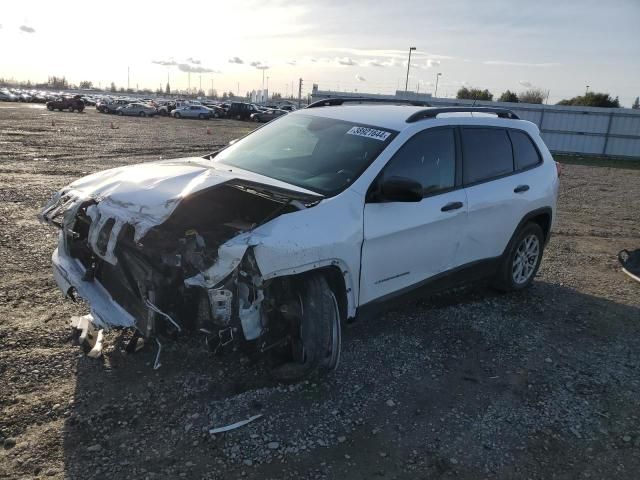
[441,201,464,212]
[514,185,530,193]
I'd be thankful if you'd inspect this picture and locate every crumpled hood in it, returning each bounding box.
[40,157,321,263]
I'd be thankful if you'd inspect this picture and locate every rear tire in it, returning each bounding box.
[492,222,544,292]
[269,273,341,382]
[139,111,146,117]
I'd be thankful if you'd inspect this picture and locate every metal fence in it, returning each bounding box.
[311,89,640,159]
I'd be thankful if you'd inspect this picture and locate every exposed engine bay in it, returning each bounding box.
[40,169,326,371]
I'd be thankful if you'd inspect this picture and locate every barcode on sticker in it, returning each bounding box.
[346,126,391,141]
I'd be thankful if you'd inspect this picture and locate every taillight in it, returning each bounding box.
[555,161,562,177]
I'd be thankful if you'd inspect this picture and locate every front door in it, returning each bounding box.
[360,127,468,304]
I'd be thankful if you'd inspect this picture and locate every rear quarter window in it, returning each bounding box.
[461,128,514,184]
[510,130,542,170]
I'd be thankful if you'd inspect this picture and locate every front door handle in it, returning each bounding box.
[441,201,464,212]
[514,184,530,193]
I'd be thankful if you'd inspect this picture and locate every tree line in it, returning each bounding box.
[456,86,635,109]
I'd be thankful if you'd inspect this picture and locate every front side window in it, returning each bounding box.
[213,114,396,195]
[381,128,456,195]
[510,130,541,170]
[461,128,513,184]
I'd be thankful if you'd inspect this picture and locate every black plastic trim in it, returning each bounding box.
[406,107,520,123]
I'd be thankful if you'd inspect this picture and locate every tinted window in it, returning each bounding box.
[462,128,513,184]
[383,128,455,194]
[510,130,541,170]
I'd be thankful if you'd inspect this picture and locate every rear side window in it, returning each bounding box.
[461,128,513,184]
[510,130,541,170]
[383,128,455,194]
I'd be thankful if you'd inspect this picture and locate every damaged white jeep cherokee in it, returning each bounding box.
[40,100,559,381]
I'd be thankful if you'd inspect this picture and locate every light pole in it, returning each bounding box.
[434,72,442,98]
[404,47,416,92]
[585,85,590,95]
[266,76,270,100]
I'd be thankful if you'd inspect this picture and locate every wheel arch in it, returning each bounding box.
[261,260,356,321]
[502,207,553,258]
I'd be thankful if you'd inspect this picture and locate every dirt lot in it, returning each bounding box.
[1,103,639,480]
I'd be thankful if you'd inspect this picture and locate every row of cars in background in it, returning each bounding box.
[96,99,294,122]
[0,86,297,122]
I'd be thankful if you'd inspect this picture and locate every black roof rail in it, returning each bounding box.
[406,107,520,123]
[307,97,432,108]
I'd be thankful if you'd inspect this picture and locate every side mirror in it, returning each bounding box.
[379,176,423,202]
[228,138,239,145]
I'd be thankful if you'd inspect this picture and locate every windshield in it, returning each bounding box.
[213,114,396,195]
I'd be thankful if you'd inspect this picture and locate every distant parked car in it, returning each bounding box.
[226,102,261,120]
[250,109,288,123]
[98,99,129,114]
[116,103,157,117]
[157,102,176,116]
[171,105,213,119]
[0,91,19,102]
[46,96,85,112]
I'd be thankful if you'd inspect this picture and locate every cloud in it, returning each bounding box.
[287,60,297,66]
[337,57,357,66]
[250,61,270,70]
[228,56,244,64]
[177,64,219,73]
[19,25,35,33]
[426,59,441,68]
[355,74,366,82]
[186,57,201,65]
[519,80,533,88]
[323,48,454,61]
[484,60,559,67]
[380,58,404,68]
[152,58,178,66]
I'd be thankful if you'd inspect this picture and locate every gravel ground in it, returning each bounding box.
[1,103,639,480]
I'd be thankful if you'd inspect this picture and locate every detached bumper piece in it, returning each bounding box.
[70,314,104,358]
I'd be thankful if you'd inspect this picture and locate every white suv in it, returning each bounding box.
[40,100,559,380]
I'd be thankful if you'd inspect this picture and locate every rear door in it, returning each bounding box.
[360,127,468,304]
[459,127,540,265]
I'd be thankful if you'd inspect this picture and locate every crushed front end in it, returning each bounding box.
[40,172,318,360]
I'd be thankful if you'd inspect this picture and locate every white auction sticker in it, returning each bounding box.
[346,126,391,141]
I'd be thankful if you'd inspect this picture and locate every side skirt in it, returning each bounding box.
[356,257,501,322]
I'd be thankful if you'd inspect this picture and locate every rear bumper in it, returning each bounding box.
[52,247,137,329]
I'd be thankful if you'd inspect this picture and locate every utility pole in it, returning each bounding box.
[404,47,416,92]
[434,72,442,98]
[127,66,130,90]
[188,72,191,93]
[199,74,202,93]
[298,78,303,108]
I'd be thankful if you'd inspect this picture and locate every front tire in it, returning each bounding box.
[493,222,544,291]
[174,112,181,119]
[269,273,341,382]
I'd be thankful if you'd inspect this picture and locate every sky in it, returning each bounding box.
[1,0,639,106]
